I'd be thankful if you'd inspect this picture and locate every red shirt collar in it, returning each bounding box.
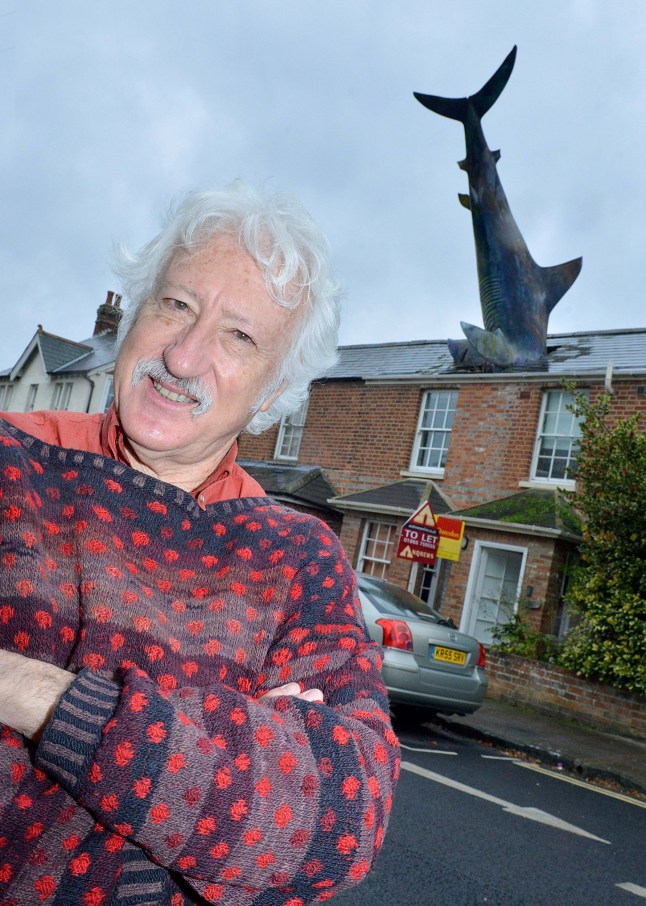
[99,405,238,498]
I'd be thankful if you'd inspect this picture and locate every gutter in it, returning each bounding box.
[360,370,646,387]
[457,515,581,542]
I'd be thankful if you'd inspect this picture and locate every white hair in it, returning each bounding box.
[113,181,340,433]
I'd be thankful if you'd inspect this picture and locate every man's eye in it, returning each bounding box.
[233,329,254,344]
[162,298,189,312]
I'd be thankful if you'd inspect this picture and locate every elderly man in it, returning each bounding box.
[0,184,399,906]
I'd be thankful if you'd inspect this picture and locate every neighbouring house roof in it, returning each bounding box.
[38,332,92,372]
[325,328,646,382]
[238,460,339,514]
[329,479,453,518]
[54,331,117,374]
[5,327,116,381]
[451,488,581,540]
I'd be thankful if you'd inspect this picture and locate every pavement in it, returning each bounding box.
[422,698,646,799]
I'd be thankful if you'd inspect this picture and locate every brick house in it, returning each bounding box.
[239,328,646,646]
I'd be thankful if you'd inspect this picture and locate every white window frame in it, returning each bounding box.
[357,520,396,579]
[0,383,13,409]
[418,561,441,607]
[410,389,458,476]
[26,384,38,412]
[51,381,74,411]
[274,399,309,461]
[530,389,582,487]
[102,375,115,412]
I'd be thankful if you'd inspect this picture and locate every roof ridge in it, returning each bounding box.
[37,327,93,350]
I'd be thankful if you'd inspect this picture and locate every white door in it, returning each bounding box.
[463,544,526,644]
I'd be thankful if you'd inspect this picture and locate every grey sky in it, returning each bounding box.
[1,1,644,369]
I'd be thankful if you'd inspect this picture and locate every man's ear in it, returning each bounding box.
[258,381,287,413]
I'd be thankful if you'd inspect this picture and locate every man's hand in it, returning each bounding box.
[259,682,324,703]
[0,651,322,740]
[0,650,75,741]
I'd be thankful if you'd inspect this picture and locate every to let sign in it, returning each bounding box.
[396,502,440,565]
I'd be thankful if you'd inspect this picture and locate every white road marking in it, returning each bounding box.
[401,760,611,844]
[400,742,457,755]
[617,883,646,899]
[513,761,646,808]
[481,755,517,760]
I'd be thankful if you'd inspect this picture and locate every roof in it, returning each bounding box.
[54,331,117,374]
[326,328,646,382]
[38,332,92,373]
[238,460,338,514]
[329,479,453,518]
[3,327,116,381]
[452,488,581,539]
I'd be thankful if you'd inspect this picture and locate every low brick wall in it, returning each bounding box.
[487,651,646,741]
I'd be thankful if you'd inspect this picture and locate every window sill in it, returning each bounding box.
[400,468,445,480]
[518,479,576,491]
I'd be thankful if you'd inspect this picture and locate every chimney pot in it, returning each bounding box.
[94,291,123,335]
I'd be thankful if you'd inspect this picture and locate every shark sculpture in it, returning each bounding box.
[415,46,582,368]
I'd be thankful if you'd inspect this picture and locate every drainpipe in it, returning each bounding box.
[604,361,614,395]
[83,374,95,412]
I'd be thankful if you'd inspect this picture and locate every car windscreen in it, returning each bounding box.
[357,575,449,624]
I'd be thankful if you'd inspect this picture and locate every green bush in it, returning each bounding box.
[490,608,561,662]
[557,390,646,694]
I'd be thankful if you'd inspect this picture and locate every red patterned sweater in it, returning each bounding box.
[0,419,399,905]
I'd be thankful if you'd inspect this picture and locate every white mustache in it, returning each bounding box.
[131,359,213,417]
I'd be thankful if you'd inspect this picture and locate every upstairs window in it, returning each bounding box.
[51,381,74,411]
[0,383,13,409]
[26,384,38,412]
[531,390,582,484]
[102,375,115,412]
[274,399,309,461]
[410,389,458,474]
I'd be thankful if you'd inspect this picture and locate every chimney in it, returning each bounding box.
[93,291,123,335]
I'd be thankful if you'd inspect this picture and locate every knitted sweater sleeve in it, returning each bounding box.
[34,524,400,903]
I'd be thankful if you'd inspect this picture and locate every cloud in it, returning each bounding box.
[1,0,645,371]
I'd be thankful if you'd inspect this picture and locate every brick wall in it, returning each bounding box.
[238,425,277,461]
[487,651,646,740]
[239,378,646,512]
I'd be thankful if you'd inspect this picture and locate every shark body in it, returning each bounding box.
[415,47,582,368]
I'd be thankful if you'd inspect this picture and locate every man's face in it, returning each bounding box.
[113,235,295,475]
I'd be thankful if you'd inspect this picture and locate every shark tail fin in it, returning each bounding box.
[413,92,469,122]
[470,46,517,119]
[541,257,583,314]
[414,46,517,123]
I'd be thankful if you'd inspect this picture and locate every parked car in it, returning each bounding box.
[356,572,487,716]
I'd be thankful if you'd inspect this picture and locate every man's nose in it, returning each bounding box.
[162,320,213,378]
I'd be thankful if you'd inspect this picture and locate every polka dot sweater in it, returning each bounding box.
[0,420,399,905]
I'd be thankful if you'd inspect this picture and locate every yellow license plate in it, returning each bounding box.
[430,645,466,666]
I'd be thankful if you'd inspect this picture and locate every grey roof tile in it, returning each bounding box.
[330,479,451,517]
[54,332,117,373]
[326,328,646,381]
[38,332,92,373]
[238,460,338,512]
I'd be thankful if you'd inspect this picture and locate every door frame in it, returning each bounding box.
[460,540,528,639]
